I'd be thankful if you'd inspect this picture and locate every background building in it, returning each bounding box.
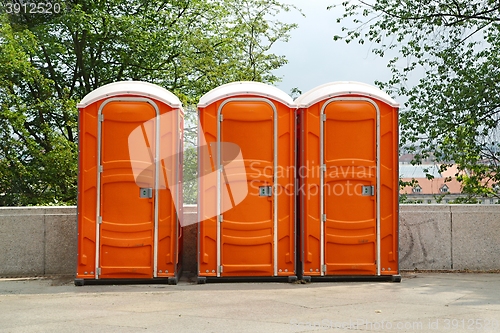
[399,155,499,204]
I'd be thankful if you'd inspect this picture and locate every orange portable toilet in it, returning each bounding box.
[75,81,184,285]
[197,81,297,283]
[296,82,400,282]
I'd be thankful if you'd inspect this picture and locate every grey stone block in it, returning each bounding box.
[0,207,46,216]
[43,207,77,216]
[399,205,452,270]
[451,205,500,270]
[44,214,77,275]
[0,214,45,277]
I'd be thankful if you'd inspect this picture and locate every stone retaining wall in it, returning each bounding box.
[1,205,498,277]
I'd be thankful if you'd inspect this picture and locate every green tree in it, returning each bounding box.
[0,0,298,206]
[183,106,198,205]
[0,14,77,205]
[334,0,500,201]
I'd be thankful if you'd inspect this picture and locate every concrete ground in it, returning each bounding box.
[0,272,499,333]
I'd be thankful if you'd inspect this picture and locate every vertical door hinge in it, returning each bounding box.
[97,267,101,275]
[219,266,223,273]
[218,215,223,223]
[321,114,326,121]
[98,165,103,173]
[219,114,223,122]
[97,216,102,224]
[99,114,104,122]
[321,265,327,272]
[320,165,326,172]
[322,214,327,222]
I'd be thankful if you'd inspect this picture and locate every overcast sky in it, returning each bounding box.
[271,0,396,96]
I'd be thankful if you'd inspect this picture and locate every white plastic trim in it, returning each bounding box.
[295,81,399,108]
[77,81,183,109]
[197,81,295,108]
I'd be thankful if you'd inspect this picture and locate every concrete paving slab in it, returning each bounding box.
[0,273,499,333]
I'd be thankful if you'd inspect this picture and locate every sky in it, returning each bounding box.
[271,0,396,96]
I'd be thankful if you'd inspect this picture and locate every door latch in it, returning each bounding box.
[139,188,153,198]
[361,185,375,196]
[259,186,272,197]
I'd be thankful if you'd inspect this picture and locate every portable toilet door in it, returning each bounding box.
[75,81,184,285]
[296,82,400,282]
[197,81,297,282]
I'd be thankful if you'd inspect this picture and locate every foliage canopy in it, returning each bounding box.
[0,0,298,205]
[334,0,500,201]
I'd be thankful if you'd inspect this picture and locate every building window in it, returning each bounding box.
[440,184,449,193]
[412,185,422,193]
